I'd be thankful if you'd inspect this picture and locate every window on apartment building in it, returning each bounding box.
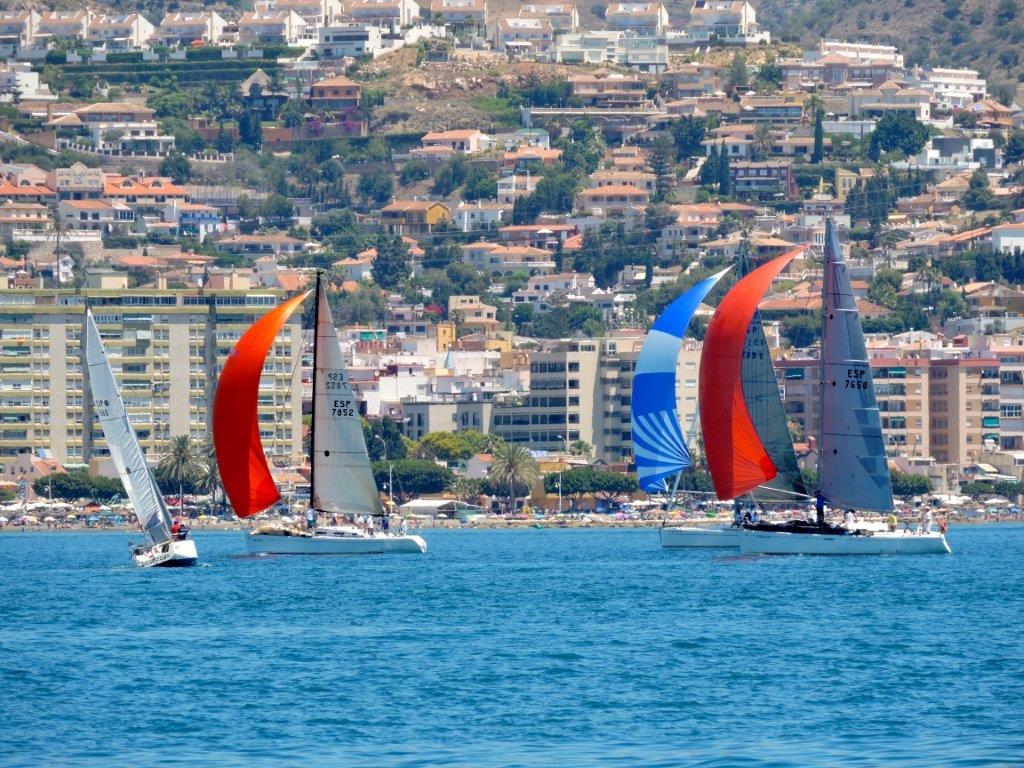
[568,362,579,372]
[569,397,579,406]
[568,379,579,389]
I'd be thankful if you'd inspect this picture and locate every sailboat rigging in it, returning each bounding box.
[84,310,197,567]
[213,272,425,555]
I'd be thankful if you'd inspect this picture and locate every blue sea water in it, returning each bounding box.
[1,525,1023,768]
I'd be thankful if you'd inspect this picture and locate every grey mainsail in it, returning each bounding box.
[742,311,808,501]
[817,220,894,512]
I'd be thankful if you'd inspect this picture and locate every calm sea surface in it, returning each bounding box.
[1,525,1022,767]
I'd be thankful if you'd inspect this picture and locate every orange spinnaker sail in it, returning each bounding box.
[699,249,801,500]
[213,291,310,518]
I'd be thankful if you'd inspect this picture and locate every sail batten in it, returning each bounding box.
[213,291,310,518]
[700,250,801,500]
[631,269,728,493]
[818,221,894,511]
[84,310,172,544]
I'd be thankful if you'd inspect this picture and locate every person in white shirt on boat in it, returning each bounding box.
[921,509,933,534]
[305,507,316,532]
[400,517,409,536]
[844,509,855,531]
[367,515,375,535]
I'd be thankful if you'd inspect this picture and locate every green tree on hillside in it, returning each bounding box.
[370,235,410,289]
[869,113,929,159]
[811,108,825,164]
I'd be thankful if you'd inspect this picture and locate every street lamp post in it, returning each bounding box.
[557,471,562,515]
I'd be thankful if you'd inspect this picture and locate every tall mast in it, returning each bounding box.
[309,270,322,508]
[815,219,831,486]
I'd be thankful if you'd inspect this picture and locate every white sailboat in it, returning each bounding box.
[84,310,198,567]
[628,269,738,549]
[737,221,950,555]
[213,273,426,555]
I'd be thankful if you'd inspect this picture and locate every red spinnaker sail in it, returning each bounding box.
[213,291,310,518]
[699,249,801,500]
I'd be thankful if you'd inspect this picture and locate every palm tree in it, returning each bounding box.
[752,123,773,160]
[157,435,204,518]
[193,441,222,515]
[489,442,540,514]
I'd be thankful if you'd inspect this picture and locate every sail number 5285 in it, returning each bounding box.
[844,368,868,389]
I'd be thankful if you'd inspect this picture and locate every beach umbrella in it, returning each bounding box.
[280,515,293,524]
[0,516,7,523]
[43,516,56,523]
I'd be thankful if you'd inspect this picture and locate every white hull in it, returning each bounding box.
[740,528,951,555]
[661,525,740,548]
[132,538,198,568]
[247,530,427,555]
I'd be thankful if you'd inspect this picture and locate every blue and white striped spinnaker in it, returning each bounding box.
[631,269,728,493]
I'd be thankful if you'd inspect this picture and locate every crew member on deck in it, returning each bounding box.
[733,500,743,527]
[815,491,826,528]
[844,509,855,530]
[171,517,181,538]
[305,507,316,532]
[922,509,934,534]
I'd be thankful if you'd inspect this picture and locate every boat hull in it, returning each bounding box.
[246,531,427,555]
[132,538,198,568]
[661,526,740,548]
[740,529,951,555]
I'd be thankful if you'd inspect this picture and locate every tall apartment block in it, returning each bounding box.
[778,347,1000,468]
[490,331,702,463]
[0,289,304,467]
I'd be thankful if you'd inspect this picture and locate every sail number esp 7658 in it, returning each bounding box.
[844,367,868,389]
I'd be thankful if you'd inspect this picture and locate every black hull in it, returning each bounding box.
[153,558,198,568]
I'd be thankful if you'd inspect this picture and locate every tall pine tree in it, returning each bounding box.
[811,108,824,164]
[700,144,719,187]
[717,145,731,195]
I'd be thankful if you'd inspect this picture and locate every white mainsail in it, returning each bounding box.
[84,310,173,544]
[310,281,382,516]
[818,221,894,512]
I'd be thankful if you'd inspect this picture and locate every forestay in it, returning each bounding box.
[311,281,382,516]
[818,220,894,512]
[631,269,727,493]
[84,310,172,544]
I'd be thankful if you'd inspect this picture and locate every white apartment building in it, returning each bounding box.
[238,10,308,45]
[684,0,768,44]
[155,12,228,46]
[255,0,344,28]
[87,14,156,50]
[0,290,304,466]
[0,10,39,56]
[816,39,904,67]
[0,62,54,102]
[519,3,579,32]
[315,22,384,57]
[552,30,668,72]
[495,17,555,56]
[36,10,93,44]
[605,3,670,36]
[346,0,422,28]
[912,66,987,111]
